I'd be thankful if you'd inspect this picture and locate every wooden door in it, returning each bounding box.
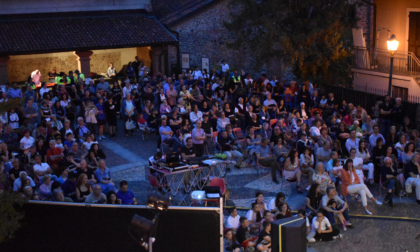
[409,12,420,58]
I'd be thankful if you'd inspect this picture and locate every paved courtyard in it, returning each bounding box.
[103,120,420,252]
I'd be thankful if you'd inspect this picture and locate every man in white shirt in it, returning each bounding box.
[261,73,269,86]
[226,207,240,233]
[189,105,203,124]
[220,60,229,74]
[39,83,49,98]
[345,130,360,154]
[85,184,107,203]
[33,154,57,181]
[192,67,202,80]
[311,211,341,241]
[263,94,277,116]
[122,81,132,98]
[369,125,385,147]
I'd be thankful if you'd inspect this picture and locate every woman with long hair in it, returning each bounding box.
[89,143,106,159]
[355,140,374,184]
[395,134,407,159]
[277,99,288,118]
[40,100,53,122]
[223,229,241,252]
[86,150,99,169]
[284,149,302,193]
[60,93,70,108]
[299,147,315,190]
[341,159,382,215]
[275,201,289,220]
[273,137,289,163]
[305,182,322,218]
[402,142,415,164]
[76,173,92,202]
[107,190,121,204]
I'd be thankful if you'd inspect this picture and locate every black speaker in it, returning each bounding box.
[271,216,306,252]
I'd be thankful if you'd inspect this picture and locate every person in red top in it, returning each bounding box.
[47,140,64,172]
[137,113,150,140]
[343,113,353,127]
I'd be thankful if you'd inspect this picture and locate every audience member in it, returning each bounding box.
[85,184,107,204]
[236,217,257,249]
[116,180,138,205]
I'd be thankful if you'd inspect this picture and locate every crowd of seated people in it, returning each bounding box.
[0,65,151,204]
[0,59,418,248]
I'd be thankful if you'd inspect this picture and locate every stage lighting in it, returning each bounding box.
[147,193,171,211]
[128,214,154,249]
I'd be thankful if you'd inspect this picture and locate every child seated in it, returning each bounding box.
[137,114,150,140]
[64,133,74,151]
[327,199,347,231]
[330,158,343,178]
[260,210,274,226]
[55,137,65,152]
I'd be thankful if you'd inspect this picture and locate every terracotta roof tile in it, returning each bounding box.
[0,14,177,56]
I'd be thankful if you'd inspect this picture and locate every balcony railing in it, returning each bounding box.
[353,47,420,77]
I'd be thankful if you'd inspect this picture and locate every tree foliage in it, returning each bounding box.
[0,97,24,115]
[224,0,356,84]
[0,175,27,243]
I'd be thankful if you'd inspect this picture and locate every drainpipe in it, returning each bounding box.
[158,45,168,75]
[359,0,377,48]
[167,29,181,70]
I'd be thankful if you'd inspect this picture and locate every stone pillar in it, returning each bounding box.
[74,51,93,77]
[0,56,10,85]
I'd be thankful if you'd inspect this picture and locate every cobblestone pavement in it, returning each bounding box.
[307,218,420,252]
[102,121,420,252]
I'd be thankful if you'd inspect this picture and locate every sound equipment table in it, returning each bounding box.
[149,159,228,205]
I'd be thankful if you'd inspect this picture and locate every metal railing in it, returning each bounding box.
[353,47,420,77]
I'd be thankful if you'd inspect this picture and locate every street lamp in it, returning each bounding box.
[387,34,399,96]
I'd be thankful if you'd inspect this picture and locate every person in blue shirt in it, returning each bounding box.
[62,171,77,201]
[94,159,115,194]
[9,83,23,98]
[116,180,138,205]
[57,167,69,184]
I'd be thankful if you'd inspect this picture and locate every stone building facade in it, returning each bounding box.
[355,0,375,48]
[160,0,283,78]
[159,0,372,79]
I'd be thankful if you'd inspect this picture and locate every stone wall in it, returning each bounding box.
[167,0,283,78]
[7,54,78,83]
[5,47,144,83]
[90,52,122,75]
[356,0,374,48]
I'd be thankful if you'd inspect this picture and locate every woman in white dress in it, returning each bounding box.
[284,149,302,193]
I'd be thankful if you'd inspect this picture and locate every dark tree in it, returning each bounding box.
[224,0,357,85]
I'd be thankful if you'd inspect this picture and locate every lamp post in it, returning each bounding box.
[387,34,399,96]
